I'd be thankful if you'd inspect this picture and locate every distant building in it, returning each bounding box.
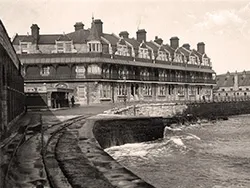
[0,20,25,137]
[12,18,216,108]
[214,71,250,101]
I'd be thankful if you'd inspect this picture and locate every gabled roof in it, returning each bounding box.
[192,49,203,61]
[162,44,175,55]
[140,41,147,48]
[118,38,126,45]
[146,41,158,51]
[123,38,140,49]
[87,19,100,41]
[178,46,190,57]
[102,33,119,45]
[57,34,71,41]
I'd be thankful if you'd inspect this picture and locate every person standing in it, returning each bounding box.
[71,96,75,107]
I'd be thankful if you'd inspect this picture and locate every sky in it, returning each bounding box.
[0,0,249,74]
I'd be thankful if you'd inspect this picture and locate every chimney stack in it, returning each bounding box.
[154,36,163,45]
[170,37,179,49]
[94,19,103,36]
[136,29,147,43]
[74,22,84,31]
[182,43,190,50]
[197,42,205,54]
[31,24,40,44]
[119,31,129,38]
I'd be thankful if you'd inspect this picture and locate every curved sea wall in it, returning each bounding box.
[94,101,250,149]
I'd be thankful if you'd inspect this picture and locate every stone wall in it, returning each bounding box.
[104,103,187,117]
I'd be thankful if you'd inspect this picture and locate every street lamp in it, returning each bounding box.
[123,75,127,106]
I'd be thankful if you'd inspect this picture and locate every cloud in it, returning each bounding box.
[194,4,250,39]
[195,10,244,29]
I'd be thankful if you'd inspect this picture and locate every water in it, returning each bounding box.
[105,115,250,188]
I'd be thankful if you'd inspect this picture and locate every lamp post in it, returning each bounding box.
[123,75,127,106]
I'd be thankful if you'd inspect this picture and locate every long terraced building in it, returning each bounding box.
[0,20,25,137]
[12,18,216,108]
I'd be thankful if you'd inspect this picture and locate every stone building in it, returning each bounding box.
[0,20,25,137]
[214,71,250,101]
[12,18,216,108]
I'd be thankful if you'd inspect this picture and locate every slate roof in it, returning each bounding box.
[124,38,140,49]
[162,44,175,55]
[216,71,250,87]
[146,41,158,51]
[102,33,119,45]
[57,34,72,41]
[67,29,90,43]
[178,46,190,57]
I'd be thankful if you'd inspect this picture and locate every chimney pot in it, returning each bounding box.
[182,43,190,50]
[154,36,163,45]
[119,31,129,38]
[74,22,84,31]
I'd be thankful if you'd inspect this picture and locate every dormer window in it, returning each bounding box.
[55,41,74,53]
[157,51,168,61]
[20,42,31,54]
[87,41,102,52]
[202,58,209,66]
[189,56,196,64]
[115,44,130,56]
[138,42,150,59]
[174,53,183,63]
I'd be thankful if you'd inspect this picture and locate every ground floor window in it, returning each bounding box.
[100,83,111,98]
[143,84,152,96]
[168,85,174,95]
[177,86,185,96]
[189,86,196,95]
[117,84,126,96]
[158,85,166,96]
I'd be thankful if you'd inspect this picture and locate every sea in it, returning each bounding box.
[105,115,250,188]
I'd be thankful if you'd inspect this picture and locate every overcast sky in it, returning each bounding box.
[0,0,249,74]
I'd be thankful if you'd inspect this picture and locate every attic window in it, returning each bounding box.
[20,42,30,54]
[138,48,150,59]
[239,88,242,91]
[115,44,129,56]
[88,41,102,52]
[157,51,168,61]
[246,88,249,91]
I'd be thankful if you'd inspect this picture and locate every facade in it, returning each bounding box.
[12,18,216,108]
[214,71,250,101]
[0,20,25,137]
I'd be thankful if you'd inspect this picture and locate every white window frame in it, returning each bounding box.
[20,42,31,54]
[115,44,130,56]
[87,41,102,52]
[55,41,73,53]
[138,48,150,59]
